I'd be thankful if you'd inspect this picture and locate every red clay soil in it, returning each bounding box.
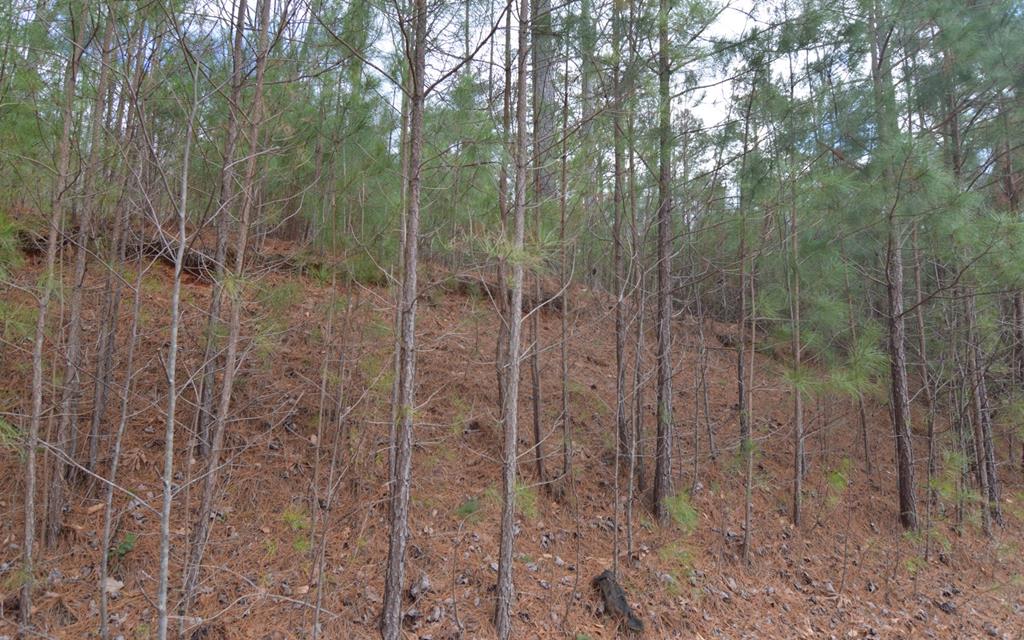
[1,252,1022,639]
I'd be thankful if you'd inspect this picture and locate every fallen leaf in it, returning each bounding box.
[104,577,124,595]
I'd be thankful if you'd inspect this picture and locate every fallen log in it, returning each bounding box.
[124,237,228,282]
[592,569,644,633]
[432,273,564,314]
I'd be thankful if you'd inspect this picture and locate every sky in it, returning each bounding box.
[206,0,771,131]
[688,0,760,127]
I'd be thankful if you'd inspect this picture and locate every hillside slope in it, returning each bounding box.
[1,254,1022,639]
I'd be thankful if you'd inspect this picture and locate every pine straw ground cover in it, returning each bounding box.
[1,257,1022,639]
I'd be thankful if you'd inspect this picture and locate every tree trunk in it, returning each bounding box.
[42,1,88,548]
[530,0,556,199]
[22,2,87,621]
[612,0,628,469]
[839,244,873,477]
[911,230,938,515]
[964,291,992,535]
[870,1,917,530]
[79,12,116,476]
[627,73,647,493]
[495,0,528,631]
[964,291,1001,526]
[181,0,270,625]
[389,49,411,478]
[494,2,512,419]
[195,0,249,457]
[380,0,426,635]
[742,259,757,563]
[155,35,201,640]
[529,7,548,486]
[100,219,145,640]
[884,222,918,530]
[735,78,757,547]
[652,0,674,524]
[782,69,804,528]
[558,35,571,484]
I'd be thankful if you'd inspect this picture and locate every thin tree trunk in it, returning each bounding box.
[43,1,88,547]
[156,40,200,640]
[22,0,87,618]
[99,224,145,640]
[627,78,647,495]
[612,0,628,467]
[180,0,270,624]
[870,1,917,530]
[195,0,249,458]
[964,291,993,536]
[380,0,426,635]
[494,2,512,417]
[694,292,715,463]
[841,250,872,477]
[528,0,554,484]
[532,164,548,489]
[558,35,571,485]
[964,291,1001,526]
[530,295,546,487]
[735,80,756,545]
[789,222,805,526]
[742,257,757,564]
[884,218,918,530]
[627,114,643,556]
[389,52,411,478]
[911,229,938,555]
[495,0,528,631]
[979,348,1000,523]
[78,12,116,475]
[610,0,626,577]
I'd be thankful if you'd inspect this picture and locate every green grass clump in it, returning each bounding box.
[282,504,310,531]
[483,481,540,520]
[663,492,699,533]
[455,497,481,521]
[115,532,138,559]
[258,280,302,313]
[0,418,21,451]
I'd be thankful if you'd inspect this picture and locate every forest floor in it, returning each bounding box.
[1,247,1023,639]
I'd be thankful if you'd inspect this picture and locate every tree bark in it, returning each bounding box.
[870,1,917,530]
[42,0,88,548]
[495,0,528,631]
[911,230,937,512]
[88,15,145,477]
[76,11,115,476]
[558,35,571,484]
[530,0,556,198]
[99,219,145,640]
[964,291,993,535]
[156,31,201,640]
[380,0,426,635]
[652,0,674,524]
[22,2,87,622]
[529,11,547,487]
[195,0,249,457]
[181,0,270,625]
[494,1,512,419]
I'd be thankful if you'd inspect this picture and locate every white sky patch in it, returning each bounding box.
[686,0,759,129]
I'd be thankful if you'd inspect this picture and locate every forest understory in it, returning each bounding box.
[1,248,1021,640]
